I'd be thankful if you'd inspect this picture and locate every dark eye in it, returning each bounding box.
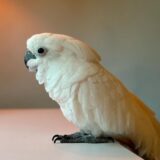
[37,48,47,56]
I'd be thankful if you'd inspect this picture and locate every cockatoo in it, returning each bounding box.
[24,33,160,160]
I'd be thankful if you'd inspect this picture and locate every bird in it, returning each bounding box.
[24,33,160,160]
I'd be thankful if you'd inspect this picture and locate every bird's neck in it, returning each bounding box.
[36,56,100,96]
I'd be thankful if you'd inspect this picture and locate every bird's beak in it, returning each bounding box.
[24,50,36,68]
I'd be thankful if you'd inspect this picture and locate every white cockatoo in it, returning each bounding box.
[24,33,160,160]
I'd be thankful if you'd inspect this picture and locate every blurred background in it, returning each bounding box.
[0,0,160,118]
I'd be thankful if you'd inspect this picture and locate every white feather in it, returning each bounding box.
[27,33,160,160]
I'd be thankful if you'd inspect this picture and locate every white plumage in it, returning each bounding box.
[26,33,160,160]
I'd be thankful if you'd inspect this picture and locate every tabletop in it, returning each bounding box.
[0,108,143,160]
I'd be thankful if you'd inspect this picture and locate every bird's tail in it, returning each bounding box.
[131,95,160,160]
[115,137,139,155]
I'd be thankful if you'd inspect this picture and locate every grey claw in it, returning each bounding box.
[54,136,62,143]
[52,132,114,143]
[52,135,61,143]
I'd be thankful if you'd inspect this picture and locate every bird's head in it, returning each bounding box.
[24,33,63,72]
[24,33,101,72]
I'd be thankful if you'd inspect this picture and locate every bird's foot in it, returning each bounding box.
[52,132,114,143]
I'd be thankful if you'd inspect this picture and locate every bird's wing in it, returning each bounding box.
[73,67,130,134]
[76,66,158,136]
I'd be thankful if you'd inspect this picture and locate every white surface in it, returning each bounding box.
[0,109,143,160]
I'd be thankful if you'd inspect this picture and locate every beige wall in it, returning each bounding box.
[0,0,160,117]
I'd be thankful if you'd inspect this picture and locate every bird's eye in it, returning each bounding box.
[37,48,47,56]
